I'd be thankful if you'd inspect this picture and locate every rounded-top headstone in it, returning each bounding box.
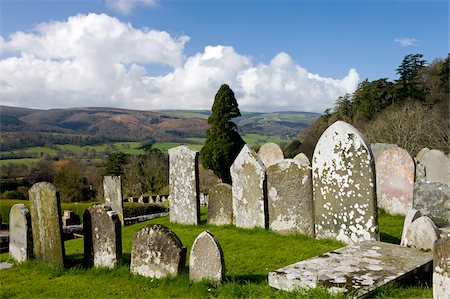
[258,143,284,167]
[416,147,430,163]
[207,183,233,226]
[293,153,310,166]
[421,149,450,186]
[403,216,438,251]
[400,209,422,246]
[9,204,33,263]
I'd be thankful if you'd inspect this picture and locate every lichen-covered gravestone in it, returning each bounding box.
[189,231,225,284]
[258,143,284,167]
[403,216,439,251]
[207,183,233,225]
[130,224,186,278]
[103,176,124,226]
[375,147,414,216]
[9,204,33,263]
[230,144,267,229]
[400,209,422,246]
[267,159,314,235]
[421,149,450,186]
[293,153,310,166]
[312,121,378,244]
[413,182,450,226]
[84,205,122,268]
[168,145,200,225]
[433,237,450,299]
[28,182,65,266]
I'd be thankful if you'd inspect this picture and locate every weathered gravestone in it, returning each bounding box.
[312,121,378,244]
[414,182,450,226]
[189,231,225,284]
[433,237,450,299]
[267,159,314,235]
[9,204,33,263]
[130,224,186,278]
[208,183,233,225]
[403,216,439,251]
[416,147,431,163]
[28,182,65,266]
[258,143,284,167]
[421,149,450,186]
[400,209,422,246]
[103,176,124,226]
[84,205,122,268]
[375,147,414,216]
[370,143,397,162]
[230,144,267,229]
[293,152,310,166]
[168,145,200,225]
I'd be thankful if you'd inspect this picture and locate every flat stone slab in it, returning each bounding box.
[268,241,432,297]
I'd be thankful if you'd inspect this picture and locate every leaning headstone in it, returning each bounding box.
[371,143,397,162]
[293,153,310,166]
[208,183,233,225]
[231,144,267,229]
[433,237,450,299]
[421,149,450,186]
[312,121,378,244]
[9,204,33,263]
[376,147,414,216]
[414,182,450,226]
[103,176,124,226]
[84,205,122,268]
[400,209,422,246]
[28,182,65,266]
[130,224,186,278]
[404,216,439,251]
[267,159,314,236]
[168,145,200,225]
[258,143,284,167]
[189,231,225,284]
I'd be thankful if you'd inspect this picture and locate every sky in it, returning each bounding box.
[0,0,447,113]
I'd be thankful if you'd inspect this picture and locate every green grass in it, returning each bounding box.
[241,133,284,145]
[0,158,41,165]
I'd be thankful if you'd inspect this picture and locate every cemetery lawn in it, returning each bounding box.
[0,210,432,298]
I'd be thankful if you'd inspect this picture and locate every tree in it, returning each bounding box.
[396,54,427,101]
[53,160,91,202]
[200,84,245,183]
[104,152,128,176]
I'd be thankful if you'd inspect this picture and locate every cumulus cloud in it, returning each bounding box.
[106,0,157,15]
[394,38,418,47]
[0,13,359,113]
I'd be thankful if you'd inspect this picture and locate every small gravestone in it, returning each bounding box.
[400,209,422,246]
[258,143,284,167]
[414,182,450,226]
[28,182,65,266]
[421,149,450,186]
[433,237,450,299]
[169,145,200,225]
[267,159,314,235]
[103,176,124,226]
[416,147,430,163]
[230,144,267,229]
[312,121,378,244]
[84,205,122,268]
[371,143,397,162]
[293,153,310,166]
[130,224,186,278]
[376,147,414,216]
[9,204,33,263]
[189,231,225,284]
[208,183,233,225]
[404,216,438,251]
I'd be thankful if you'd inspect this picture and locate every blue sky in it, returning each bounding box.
[0,0,447,112]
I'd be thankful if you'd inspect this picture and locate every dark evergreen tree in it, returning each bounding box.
[104,152,128,176]
[396,54,427,101]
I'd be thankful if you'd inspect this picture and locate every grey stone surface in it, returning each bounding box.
[414,182,450,226]
[130,224,186,278]
[258,143,284,167]
[9,204,33,263]
[103,176,124,225]
[404,216,439,251]
[230,144,267,229]
[400,209,422,246]
[28,182,65,266]
[422,149,450,186]
[208,183,233,226]
[416,148,431,163]
[168,145,200,225]
[433,237,450,299]
[267,159,314,235]
[371,143,397,162]
[376,147,414,216]
[0,262,13,270]
[268,240,432,297]
[83,205,122,268]
[312,121,378,244]
[189,231,224,284]
[293,153,310,166]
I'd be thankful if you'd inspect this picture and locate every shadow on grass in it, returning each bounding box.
[379,232,400,244]
[64,252,132,269]
[226,274,267,284]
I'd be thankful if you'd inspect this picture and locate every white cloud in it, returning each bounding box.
[0,13,359,113]
[394,38,418,47]
[106,0,157,15]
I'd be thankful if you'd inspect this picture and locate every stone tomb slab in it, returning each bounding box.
[268,241,432,297]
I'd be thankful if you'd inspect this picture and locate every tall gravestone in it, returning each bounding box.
[433,237,450,299]
[207,183,233,225]
[168,145,200,225]
[103,176,124,226]
[230,144,267,229]
[375,147,414,216]
[258,143,284,167]
[414,182,450,226]
[9,204,33,263]
[84,205,122,268]
[28,182,65,266]
[421,149,450,186]
[312,121,378,244]
[267,159,314,235]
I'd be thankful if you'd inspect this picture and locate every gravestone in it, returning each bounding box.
[414,182,450,226]
[28,182,65,266]
[168,145,200,225]
[189,231,225,284]
[312,121,378,244]
[416,147,430,163]
[267,159,314,235]
[9,204,33,263]
[433,237,450,299]
[208,183,233,225]
[375,147,414,216]
[84,205,122,268]
[103,176,124,226]
[400,209,422,246]
[404,216,439,251]
[230,144,267,229]
[371,143,397,162]
[293,153,310,166]
[421,149,450,186]
[130,224,186,278]
[258,143,284,167]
